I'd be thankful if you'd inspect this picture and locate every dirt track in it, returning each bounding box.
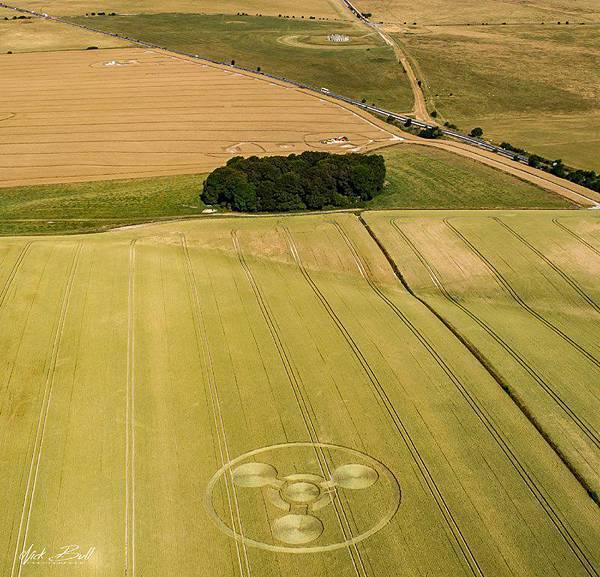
[0,47,399,187]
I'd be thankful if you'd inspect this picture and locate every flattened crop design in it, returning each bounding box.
[205,443,401,553]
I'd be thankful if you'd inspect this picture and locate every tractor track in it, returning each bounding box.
[553,219,600,258]
[493,217,600,314]
[0,243,33,310]
[389,218,600,451]
[10,242,82,577]
[232,230,371,577]
[282,226,486,577]
[444,219,600,369]
[331,220,598,575]
[181,235,251,577]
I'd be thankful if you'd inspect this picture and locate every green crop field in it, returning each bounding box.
[0,144,570,236]
[371,145,572,209]
[393,24,600,170]
[1,212,599,576]
[69,13,413,112]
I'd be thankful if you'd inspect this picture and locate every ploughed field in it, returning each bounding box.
[0,48,398,187]
[1,212,598,577]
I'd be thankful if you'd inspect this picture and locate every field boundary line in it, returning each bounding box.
[181,235,251,577]
[10,242,83,577]
[553,219,600,258]
[282,225,486,577]
[493,217,600,313]
[335,219,599,575]
[232,230,369,577]
[444,218,600,369]
[388,218,600,451]
[125,239,136,577]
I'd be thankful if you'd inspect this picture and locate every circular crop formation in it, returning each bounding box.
[205,442,401,553]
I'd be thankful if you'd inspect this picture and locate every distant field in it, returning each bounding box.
[0,144,571,236]
[353,0,600,24]
[394,24,600,170]
[0,17,131,52]
[0,47,398,187]
[1,212,599,576]
[0,6,21,16]
[373,145,571,209]
[5,0,348,19]
[69,13,413,112]
[0,173,207,235]
[365,210,600,497]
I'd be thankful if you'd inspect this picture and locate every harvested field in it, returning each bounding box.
[0,213,599,576]
[0,17,132,52]
[353,0,600,24]
[5,0,349,19]
[69,13,413,113]
[364,209,600,497]
[0,144,572,237]
[0,47,400,187]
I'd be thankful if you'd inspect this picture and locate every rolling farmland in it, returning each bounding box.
[392,24,600,170]
[364,210,600,498]
[352,0,600,24]
[1,213,599,576]
[0,47,399,187]
[0,17,132,52]
[68,13,414,113]
[4,0,349,19]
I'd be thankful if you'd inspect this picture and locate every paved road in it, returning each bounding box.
[2,1,599,206]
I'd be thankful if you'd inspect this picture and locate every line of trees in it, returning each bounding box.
[201,152,386,212]
[500,142,600,193]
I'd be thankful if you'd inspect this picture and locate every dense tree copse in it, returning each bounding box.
[201,152,386,212]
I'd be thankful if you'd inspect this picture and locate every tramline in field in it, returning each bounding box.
[0,211,598,577]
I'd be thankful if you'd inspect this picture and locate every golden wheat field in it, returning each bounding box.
[4,0,349,19]
[0,18,132,52]
[0,47,400,187]
[1,212,599,577]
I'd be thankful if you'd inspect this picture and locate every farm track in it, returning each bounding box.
[388,218,600,452]
[493,217,600,314]
[330,220,598,574]
[281,226,485,577]
[0,243,32,309]
[553,219,600,258]
[9,242,82,577]
[181,235,251,577]
[443,219,600,369]
[231,231,369,577]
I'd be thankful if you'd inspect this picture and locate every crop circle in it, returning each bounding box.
[205,442,401,553]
